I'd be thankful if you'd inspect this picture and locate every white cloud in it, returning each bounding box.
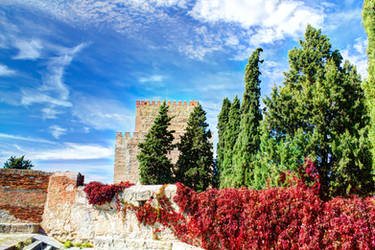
[41,107,63,119]
[262,60,287,90]
[341,38,368,79]
[0,133,55,144]
[31,143,113,160]
[326,8,362,31]
[19,43,86,119]
[2,0,323,61]
[190,0,323,46]
[0,64,16,76]
[40,43,87,100]
[72,96,134,131]
[139,74,165,83]
[21,91,72,107]
[13,39,43,60]
[49,125,67,139]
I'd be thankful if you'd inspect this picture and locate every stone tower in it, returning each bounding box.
[114,100,197,184]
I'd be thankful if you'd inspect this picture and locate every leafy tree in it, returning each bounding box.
[220,95,241,188]
[176,103,214,192]
[363,0,375,173]
[232,48,263,187]
[261,25,374,198]
[137,101,175,184]
[3,155,34,169]
[216,98,231,181]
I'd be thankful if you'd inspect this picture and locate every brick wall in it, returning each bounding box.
[0,169,52,223]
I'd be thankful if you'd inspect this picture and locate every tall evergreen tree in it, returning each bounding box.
[176,104,214,192]
[137,101,175,185]
[216,98,231,181]
[261,25,374,198]
[232,48,263,187]
[363,0,375,173]
[220,95,241,188]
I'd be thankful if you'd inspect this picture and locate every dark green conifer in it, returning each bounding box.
[261,25,374,198]
[216,98,231,180]
[363,0,375,174]
[232,48,263,187]
[220,95,241,188]
[176,103,214,192]
[137,101,175,185]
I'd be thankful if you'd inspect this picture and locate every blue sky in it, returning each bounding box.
[0,0,368,183]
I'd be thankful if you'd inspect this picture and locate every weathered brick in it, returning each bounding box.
[0,169,52,223]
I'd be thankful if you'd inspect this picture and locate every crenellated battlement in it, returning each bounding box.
[136,100,198,106]
[116,131,145,141]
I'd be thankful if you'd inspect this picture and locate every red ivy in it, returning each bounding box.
[84,181,134,205]
[84,161,375,249]
[173,183,375,249]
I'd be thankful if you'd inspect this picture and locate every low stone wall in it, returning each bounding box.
[0,169,52,223]
[41,173,201,249]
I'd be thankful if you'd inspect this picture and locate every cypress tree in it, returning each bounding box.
[216,98,231,180]
[232,48,263,187]
[262,25,374,198]
[137,101,175,185]
[176,103,214,192]
[363,0,375,173]
[220,95,241,188]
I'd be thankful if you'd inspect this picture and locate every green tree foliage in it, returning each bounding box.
[232,48,263,187]
[137,101,175,185]
[176,103,214,192]
[260,25,374,198]
[220,95,241,188]
[363,0,375,173]
[3,155,34,169]
[216,98,231,181]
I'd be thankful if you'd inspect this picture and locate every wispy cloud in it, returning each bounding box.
[19,43,87,118]
[0,64,16,76]
[34,162,114,184]
[49,125,67,139]
[41,107,64,119]
[0,133,55,144]
[13,39,43,60]
[31,143,113,160]
[1,0,324,61]
[21,91,72,107]
[41,43,87,100]
[139,74,165,83]
[72,95,134,131]
[341,38,368,79]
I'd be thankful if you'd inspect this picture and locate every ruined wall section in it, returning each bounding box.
[114,100,197,184]
[41,174,202,249]
[41,172,85,237]
[0,169,52,223]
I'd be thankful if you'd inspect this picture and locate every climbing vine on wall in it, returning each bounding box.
[83,181,134,205]
[85,163,375,249]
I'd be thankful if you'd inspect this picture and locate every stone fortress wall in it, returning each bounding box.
[114,100,198,184]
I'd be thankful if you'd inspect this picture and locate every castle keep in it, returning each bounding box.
[114,100,197,184]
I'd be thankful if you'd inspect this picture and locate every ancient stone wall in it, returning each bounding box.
[114,100,197,184]
[0,169,52,223]
[41,172,202,250]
